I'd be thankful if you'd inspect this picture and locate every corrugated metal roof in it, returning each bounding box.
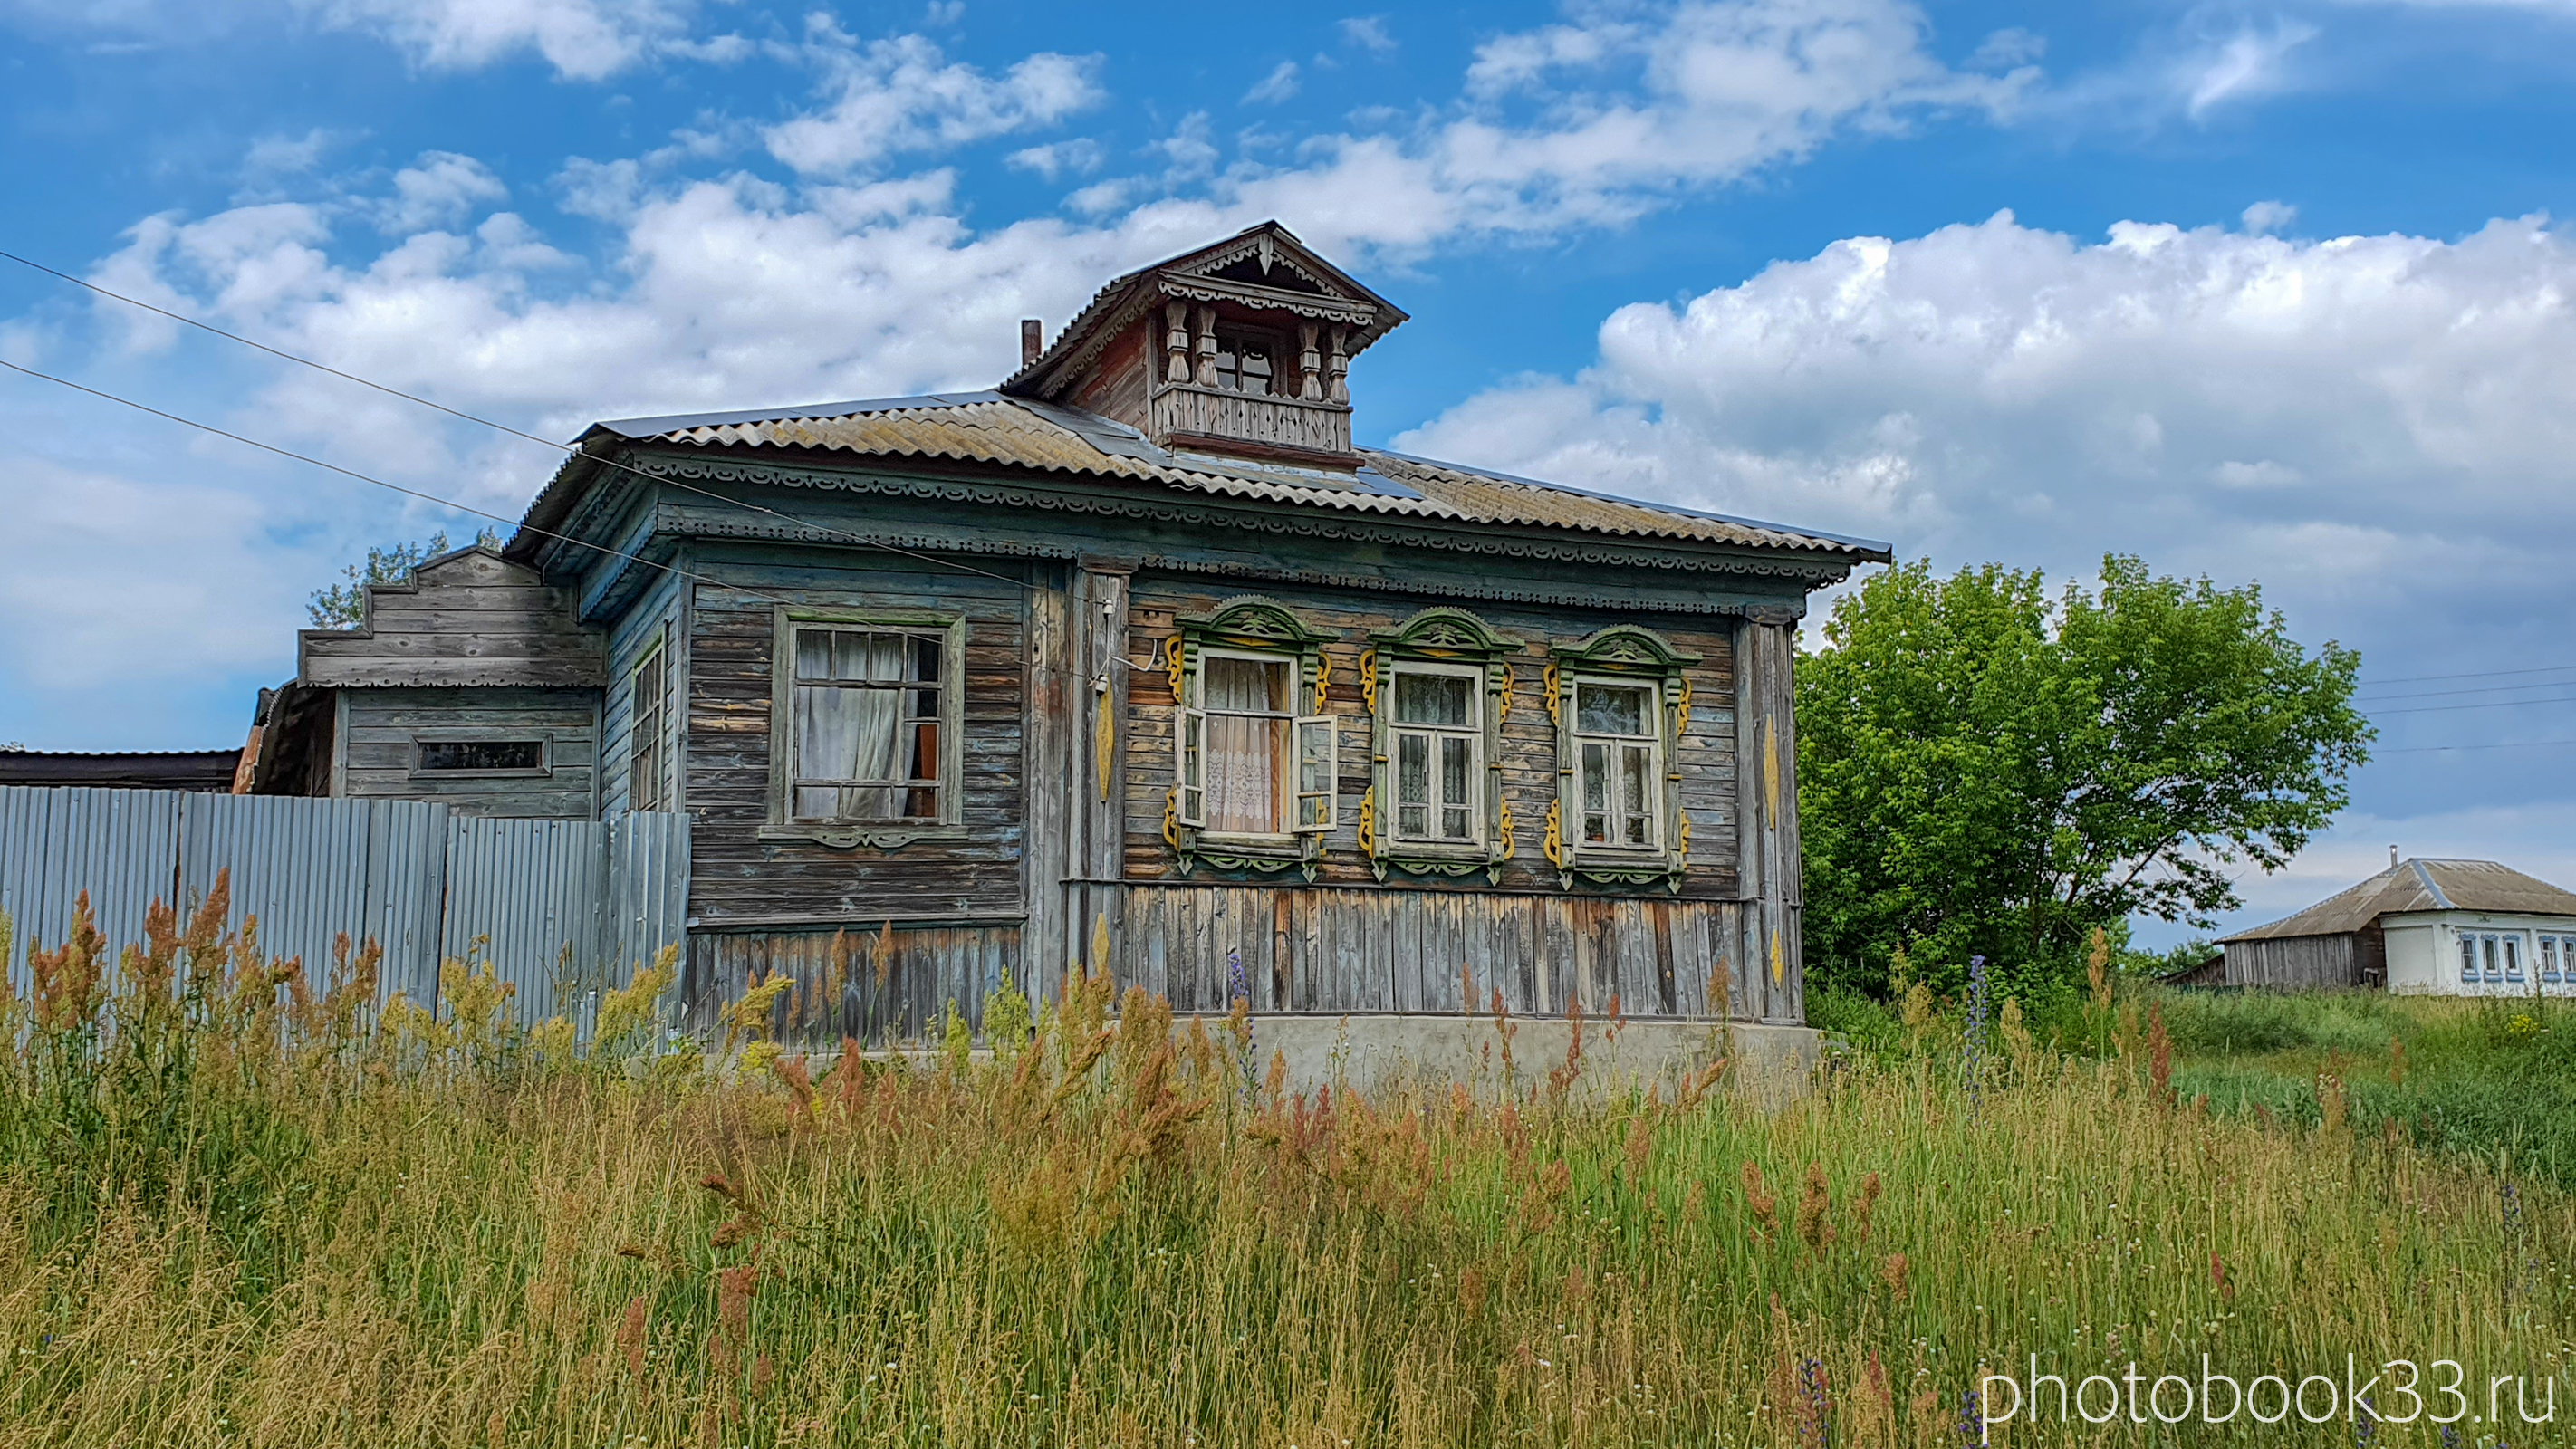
[587,392,1885,559]
[2221,858,2576,941]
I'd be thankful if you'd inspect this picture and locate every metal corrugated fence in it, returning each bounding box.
[0,787,687,1023]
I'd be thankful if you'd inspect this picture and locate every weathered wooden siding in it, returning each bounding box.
[1072,883,1751,1020]
[303,545,606,689]
[1068,326,1150,431]
[2225,934,2360,989]
[337,686,601,819]
[1733,619,1803,1022]
[683,924,1020,1045]
[1120,573,1741,898]
[681,549,1032,926]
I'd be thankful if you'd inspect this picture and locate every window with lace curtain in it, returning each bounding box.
[1178,649,1333,836]
[766,608,965,837]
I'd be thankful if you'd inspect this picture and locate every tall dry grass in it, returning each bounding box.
[0,887,2567,1446]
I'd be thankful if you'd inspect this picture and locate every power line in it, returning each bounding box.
[2379,737,2576,753]
[0,359,1146,690]
[2360,695,2576,718]
[2359,660,2576,687]
[0,245,1030,592]
[2353,677,2576,704]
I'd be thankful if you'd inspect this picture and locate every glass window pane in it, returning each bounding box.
[1206,714,1283,832]
[796,681,899,785]
[2462,936,2479,982]
[1206,656,1287,713]
[912,635,941,683]
[1581,743,1608,809]
[1620,744,1650,814]
[1582,811,1609,844]
[1440,736,1473,809]
[1576,684,1648,735]
[2504,936,2523,980]
[1442,805,1473,841]
[1398,733,1429,806]
[1296,719,1332,796]
[419,740,543,772]
[1399,804,1429,837]
[908,721,939,782]
[2484,936,2502,981]
[1394,671,1474,726]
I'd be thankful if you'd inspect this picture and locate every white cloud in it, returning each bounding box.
[374,150,510,233]
[2178,19,2316,118]
[763,26,1105,177]
[1004,139,1105,181]
[297,0,697,80]
[1338,15,1396,53]
[0,457,298,691]
[2240,198,2298,235]
[1245,60,1302,105]
[1399,211,2576,738]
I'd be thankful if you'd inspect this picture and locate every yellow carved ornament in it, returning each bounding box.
[1676,810,1689,869]
[1094,687,1114,801]
[1676,676,1692,734]
[1312,648,1332,709]
[1161,787,1181,850]
[1356,785,1377,857]
[1770,928,1784,987]
[1542,799,1564,869]
[1764,716,1781,821]
[1357,648,1378,715]
[1497,661,1516,719]
[1496,793,1515,858]
[1543,659,1562,726]
[1164,636,1185,701]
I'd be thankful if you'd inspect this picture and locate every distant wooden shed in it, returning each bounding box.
[0,749,243,792]
[2219,857,2576,995]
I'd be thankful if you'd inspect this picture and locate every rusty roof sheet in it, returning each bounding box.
[588,392,1884,559]
[2221,858,2576,941]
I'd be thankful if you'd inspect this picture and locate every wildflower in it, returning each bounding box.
[1853,1171,1884,1241]
[619,1296,649,1377]
[1958,1387,1985,1445]
[1881,1252,1909,1296]
[1796,1358,1831,1448]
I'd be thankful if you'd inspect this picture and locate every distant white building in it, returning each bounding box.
[2217,857,2576,996]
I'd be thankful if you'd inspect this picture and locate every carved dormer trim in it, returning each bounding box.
[1000,221,1408,464]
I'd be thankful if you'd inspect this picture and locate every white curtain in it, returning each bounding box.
[794,631,904,820]
[1204,657,1282,832]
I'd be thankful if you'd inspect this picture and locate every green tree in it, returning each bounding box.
[306,531,495,628]
[1798,554,2371,999]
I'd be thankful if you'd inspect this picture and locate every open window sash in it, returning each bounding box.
[1292,714,1336,834]
[1177,706,1208,828]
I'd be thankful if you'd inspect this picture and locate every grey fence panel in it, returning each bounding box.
[608,810,691,982]
[1,789,688,1025]
[439,815,608,1022]
[178,794,449,1003]
[0,786,183,992]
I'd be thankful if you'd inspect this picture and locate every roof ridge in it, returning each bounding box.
[2409,859,2456,910]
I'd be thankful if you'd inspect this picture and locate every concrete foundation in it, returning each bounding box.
[1229,1012,1820,1107]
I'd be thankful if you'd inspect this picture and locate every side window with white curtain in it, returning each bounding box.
[768,610,964,832]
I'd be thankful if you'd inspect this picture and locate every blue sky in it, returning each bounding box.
[5,0,2576,942]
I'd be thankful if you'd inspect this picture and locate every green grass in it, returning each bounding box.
[0,895,2569,1446]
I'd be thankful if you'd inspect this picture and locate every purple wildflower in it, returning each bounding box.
[1797,1358,1831,1447]
[1963,955,1993,1115]
[1958,1387,1985,1446]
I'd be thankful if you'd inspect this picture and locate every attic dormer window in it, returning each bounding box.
[1213,329,1277,396]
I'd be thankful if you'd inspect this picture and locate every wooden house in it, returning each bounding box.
[2219,854,2576,996]
[248,223,1888,1063]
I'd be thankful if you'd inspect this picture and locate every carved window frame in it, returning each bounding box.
[761,606,967,850]
[1163,596,1337,881]
[1359,607,1523,885]
[1544,625,1701,893]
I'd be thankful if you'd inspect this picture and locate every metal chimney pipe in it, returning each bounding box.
[1020,319,1043,367]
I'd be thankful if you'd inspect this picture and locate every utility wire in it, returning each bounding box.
[2360,695,2576,718]
[2379,737,2576,753]
[0,245,1031,592]
[2352,677,2576,703]
[2359,660,2576,688]
[0,359,1148,690]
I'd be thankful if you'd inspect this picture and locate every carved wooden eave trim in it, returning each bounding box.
[623,453,1860,590]
[1153,274,1379,329]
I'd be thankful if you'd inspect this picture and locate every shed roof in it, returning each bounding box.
[533,391,1888,561]
[2220,858,2576,942]
[0,749,244,792]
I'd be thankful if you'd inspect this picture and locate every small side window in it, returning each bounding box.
[2543,936,2564,984]
[417,739,545,773]
[630,634,668,812]
[2504,934,2525,983]
[2461,933,2480,984]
